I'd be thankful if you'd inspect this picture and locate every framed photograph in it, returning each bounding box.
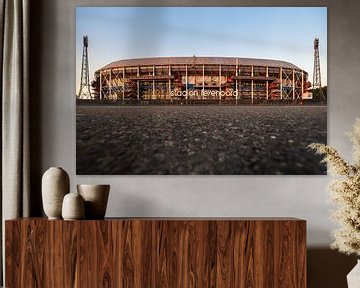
[76,7,327,175]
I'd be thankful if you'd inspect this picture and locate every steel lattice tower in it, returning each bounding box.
[77,36,92,99]
[313,38,325,100]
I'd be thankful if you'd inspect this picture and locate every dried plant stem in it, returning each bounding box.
[308,118,360,256]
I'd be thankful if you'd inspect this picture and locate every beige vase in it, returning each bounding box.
[62,192,85,220]
[42,167,70,219]
[347,260,360,288]
[77,184,110,219]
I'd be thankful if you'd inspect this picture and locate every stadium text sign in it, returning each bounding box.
[170,90,238,98]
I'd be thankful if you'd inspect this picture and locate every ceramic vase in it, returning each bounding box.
[347,259,360,288]
[62,192,85,220]
[77,184,110,219]
[42,167,70,219]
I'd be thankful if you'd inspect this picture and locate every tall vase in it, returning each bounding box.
[347,260,360,288]
[42,167,70,219]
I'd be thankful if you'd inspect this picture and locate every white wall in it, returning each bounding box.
[31,0,360,248]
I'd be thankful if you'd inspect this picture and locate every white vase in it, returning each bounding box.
[42,167,70,219]
[62,192,85,220]
[347,259,360,288]
[77,184,110,219]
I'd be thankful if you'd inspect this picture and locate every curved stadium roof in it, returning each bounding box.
[98,56,302,72]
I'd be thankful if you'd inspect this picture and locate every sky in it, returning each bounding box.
[76,7,327,89]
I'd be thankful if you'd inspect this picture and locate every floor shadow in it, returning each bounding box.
[308,248,357,288]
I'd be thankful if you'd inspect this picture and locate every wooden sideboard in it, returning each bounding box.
[5,218,306,287]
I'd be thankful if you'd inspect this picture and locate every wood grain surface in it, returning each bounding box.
[6,218,306,288]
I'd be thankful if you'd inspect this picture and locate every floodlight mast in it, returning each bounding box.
[77,35,92,99]
[84,35,88,48]
[312,37,325,101]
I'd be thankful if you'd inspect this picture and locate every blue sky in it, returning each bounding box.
[76,7,327,87]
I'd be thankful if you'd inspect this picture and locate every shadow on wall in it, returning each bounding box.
[308,248,357,288]
[107,192,183,217]
[29,0,45,216]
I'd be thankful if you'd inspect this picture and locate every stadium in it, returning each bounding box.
[90,56,311,103]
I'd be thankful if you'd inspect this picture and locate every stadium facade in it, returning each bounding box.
[92,56,311,102]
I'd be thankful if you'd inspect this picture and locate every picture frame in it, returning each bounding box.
[76,7,327,175]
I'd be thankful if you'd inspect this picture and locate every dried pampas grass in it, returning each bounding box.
[308,118,360,256]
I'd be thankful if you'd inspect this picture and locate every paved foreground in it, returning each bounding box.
[76,105,327,175]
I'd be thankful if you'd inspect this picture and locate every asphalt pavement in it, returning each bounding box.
[76,105,327,175]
